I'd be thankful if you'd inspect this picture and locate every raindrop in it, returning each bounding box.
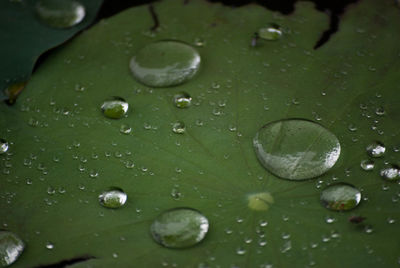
[360,160,374,171]
[150,208,209,248]
[130,41,201,87]
[173,92,192,108]
[35,0,85,29]
[0,139,9,154]
[98,188,127,209]
[380,166,400,181]
[258,24,282,41]
[172,121,186,134]
[101,97,129,119]
[320,183,361,211]
[0,231,24,267]
[253,119,341,180]
[366,141,385,157]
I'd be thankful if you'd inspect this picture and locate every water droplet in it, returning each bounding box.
[380,166,400,181]
[0,231,24,266]
[98,188,127,209]
[173,92,192,108]
[170,187,182,200]
[364,225,374,234]
[236,246,246,255]
[35,0,85,29]
[0,139,9,154]
[320,183,361,211]
[366,141,385,157]
[375,107,385,116]
[247,192,274,211]
[45,242,54,249]
[258,24,282,41]
[172,121,186,134]
[360,160,374,171]
[120,124,132,134]
[101,97,129,119]
[130,41,201,87]
[150,208,209,248]
[253,119,341,180]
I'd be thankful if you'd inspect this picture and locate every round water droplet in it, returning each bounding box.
[253,119,341,180]
[0,139,9,154]
[247,192,274,211]
[366,141,385,157]
[258,24,282,41]
[130,41,201,87]
[172,121,186,134]
[375,107,385,116]
[98,188,127,208]
[35,0,85,29]
[173,92,192,108]
[320,183,361,211]
[120,124,132,134]
[380,166,400,181]
[0,231,24,267]
[360,160,374,171]
[101,97,129,119]
[150,208,209,248]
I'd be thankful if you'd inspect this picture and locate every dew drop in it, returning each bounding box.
[120,124,132,134]
[360,160,374,171]
[236,246,246,255]
[253,119,341,180]
[258,24,282,41]
[366,141,385,157]
[0,231,24,267]
[172,121,186,134]
[380,166,400,181]
[45,242,54,250]
[0,139,9,154]
[173,92,192,108]
[150,208,209,248]
[130,41,201,87]
[98,188,127,209]
[320,183,361,211]
[375,107,385,116]
[35,0,85,29]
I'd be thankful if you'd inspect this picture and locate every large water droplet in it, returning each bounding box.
[366,141,385,157]
[320,183,361,211]
[253,119,341,180]
[258,24,282,41]
[0,139,9,154]
[101,97,129,119]
[173,92,192,108]
[380,166,400,181]
[130,41,201,87]
[0,231,24,267]
[150,208,209,248]
[35,0,85,28]
[98,188,127,208]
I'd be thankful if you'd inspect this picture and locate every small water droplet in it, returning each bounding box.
[130,41,201,87]
[120,124,132,134]
[320,183,361,211]
[258,24,282,41]
[173,92,192,108]
[150,208,209,248]
[45,242,54,249]
[98,188,127,208]
[101,97,129,119]
[360,160,374,171]
[366,141,385,157]
[170,187,182,200]
[35,0,85,29]
[364,225,374,234]
[0,139,9,154]
[0,231,24,266]
[236,246,246,255]
[253,119,340,180]
[172,121,186,134]
[247,192,274,211]
[380,166,400,181]
[375,107,385,116]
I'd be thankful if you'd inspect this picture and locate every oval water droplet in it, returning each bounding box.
[366,141,385,157]
[0,231,24,267]
[130,41,201,87]
[253,119,341,180]
[360,160,374,171]
[320,183,361,211]
[258,24,282,41]
[380,166,400,181]
[0,139,9,154]
[98,188,127,208]
[172,121,186,134]
[150,208,209,248]
[173,92,192,108]
[35,0,85,29]
[101,97,129,119]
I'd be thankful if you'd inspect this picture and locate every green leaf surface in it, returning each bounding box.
[0,0,103,100]
[1,0,400,267]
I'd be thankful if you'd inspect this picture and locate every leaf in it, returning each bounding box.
[1,0,400,267]
[0,0,103,101]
